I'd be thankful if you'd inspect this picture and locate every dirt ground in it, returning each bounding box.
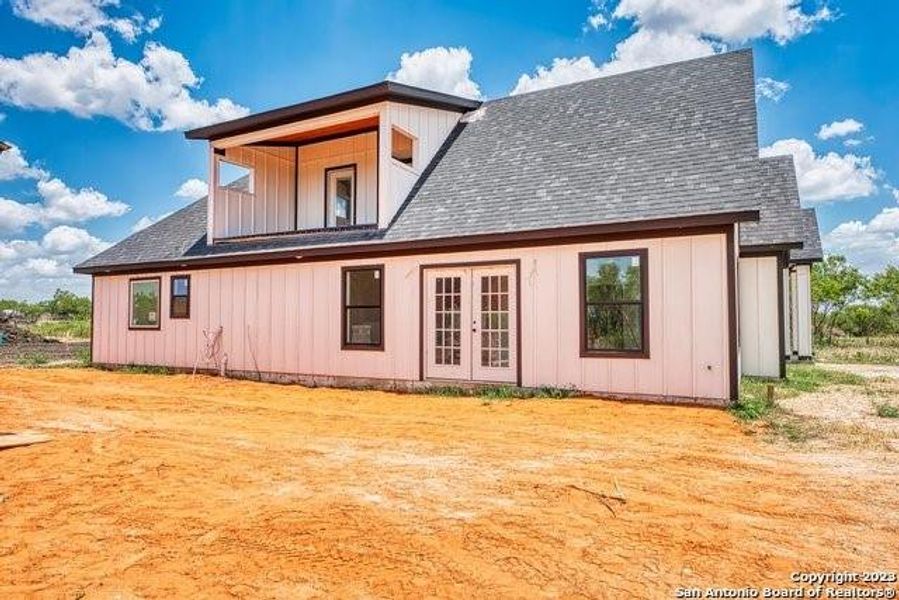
[1,369,898,598]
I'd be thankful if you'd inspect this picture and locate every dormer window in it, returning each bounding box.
[217,158,254,194]
[391,127,415,167]
[325,165,356,228]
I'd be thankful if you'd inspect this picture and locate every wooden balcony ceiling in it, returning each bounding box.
[258,116,379,146]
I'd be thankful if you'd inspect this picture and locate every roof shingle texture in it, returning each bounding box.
[739,155,806,248]
[790,208,823,262]
[385,49,762,240]
[78,50,775,272]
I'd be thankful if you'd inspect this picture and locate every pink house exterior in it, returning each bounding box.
[76,50,820,405]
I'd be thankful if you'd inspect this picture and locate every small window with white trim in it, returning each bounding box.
[391,127,415,167]
[217,159,254,194]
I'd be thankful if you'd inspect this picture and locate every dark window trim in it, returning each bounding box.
[128,276,162,331]
[169,274,191,319]
[341,264,385,351]
[579,249,649,359]
[323,163,357,229]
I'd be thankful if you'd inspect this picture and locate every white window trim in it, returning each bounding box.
[216,156,255,195]
[325,164,356,228]
[390,125,418,171]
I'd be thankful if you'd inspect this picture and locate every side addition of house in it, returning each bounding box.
[76,49,822,405]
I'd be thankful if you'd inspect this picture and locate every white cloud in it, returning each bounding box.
[516,0,831,94]
[0,143,48,180]
[130,211,172,233]
[756,77,790,102]
[0,143,129,233]
[11,0,160,42]
[825,209,899,273]
[37,177,129,224]
[511,30,719,94]
[760,138,878,205]
[0,32,249,131]
[387,46,482,99]
[843,138,862,148]
[887,185,899,202]
[610,0,833,44]
[817,118,864,140]
[0,197,41,233]
[174,178,208,200]
[0,225,110,300]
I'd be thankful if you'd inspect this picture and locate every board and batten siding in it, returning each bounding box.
[378,103,461,228]
[92,232,731,401]
[791,264,813,358]
[213,146,296,239]
[738,256,781,378]
[296,131,377,229]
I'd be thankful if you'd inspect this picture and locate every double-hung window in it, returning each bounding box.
[580,250,648,357]
[129,277,161,330]
[170,275,190,319]
[342,265,383,350]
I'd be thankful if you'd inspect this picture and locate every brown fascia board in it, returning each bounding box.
[739,241,803,256]
[184,81,482,141]
[75,210,759,275]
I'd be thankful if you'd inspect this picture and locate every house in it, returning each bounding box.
[75,49,821,405]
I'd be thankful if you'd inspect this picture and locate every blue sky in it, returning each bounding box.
[1,0,896,299]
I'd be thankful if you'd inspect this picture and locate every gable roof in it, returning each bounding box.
[739,155,806,251]
[385,49,762,241]
[77,50,766,274]
[790,208,823,263]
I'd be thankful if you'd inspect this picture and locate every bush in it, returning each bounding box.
[73,346,91,367]
[29,319,91,339]
[875,402,899,419]
[17,353,49,367]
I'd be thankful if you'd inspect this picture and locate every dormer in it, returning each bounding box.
[185,82,481,244]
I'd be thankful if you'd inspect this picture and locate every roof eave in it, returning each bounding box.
[184,81,482,141]
[74,209,758,275]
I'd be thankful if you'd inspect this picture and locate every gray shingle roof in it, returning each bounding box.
[77,49,769,273]
[386,49,761,240]
[739,155,806,249]
[790,208,823,262]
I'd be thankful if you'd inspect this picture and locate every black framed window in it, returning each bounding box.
[342,265,384,350]
[170,275,191,319]
[579,250,649,357]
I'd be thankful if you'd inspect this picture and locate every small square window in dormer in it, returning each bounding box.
[217,159,254,194]
[391,128,415,167]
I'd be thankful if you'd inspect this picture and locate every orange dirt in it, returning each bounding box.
[1,368,897,598]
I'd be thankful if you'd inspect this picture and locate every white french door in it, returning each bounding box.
[424,264,517,384]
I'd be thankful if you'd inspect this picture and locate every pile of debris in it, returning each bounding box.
[0,321,55,346]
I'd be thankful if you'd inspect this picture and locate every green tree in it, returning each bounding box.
[867,265,899,334]
[811,255,865,343]
[46,289,91,320]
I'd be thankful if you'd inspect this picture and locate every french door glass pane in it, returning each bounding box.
[479,275,510,368]
[434,276,462,366]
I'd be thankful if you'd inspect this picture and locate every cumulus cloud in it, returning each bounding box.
[11,0,161,42]
[512,29,720,94]
[825,209,899,273]
[817,118,864,140]
[515,0,831,94]
[174,178,208,200]
[0,225,110,299]
[387,46,482,99]
[610,0,833,45]
[130,211,172,233]
[0,144,129,233]
[0,143,48,180]
[756,77,790,102]
[760,138,878,205]
[0,32,249,131]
